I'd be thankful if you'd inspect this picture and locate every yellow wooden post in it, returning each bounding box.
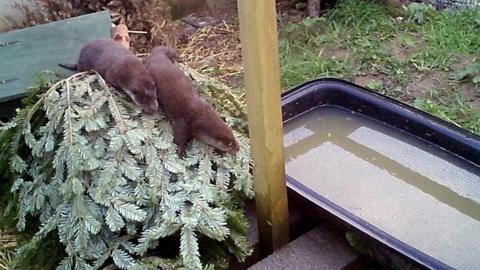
[237,0,290,255]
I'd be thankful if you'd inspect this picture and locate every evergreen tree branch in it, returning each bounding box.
[4,72,253,270]
[65,79,74,144]
[95,74,127,132]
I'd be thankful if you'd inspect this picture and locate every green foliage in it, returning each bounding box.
[365,80,384,91]
[13,231,65,270]
[404,3,436,24]
[406,5,480,72]
[282,16,325,39]
[345,232,369,256]
[421,8,480,54]
[409,51,453,71]
[454,60,480,84]
[2,71,253,270]
[278,0,400,90]
[279,47,353,89]
[0,75,56,228]
[326,0,393,30]
[0,74,69,270]
[279,0,480,133]
[414,91,480,134]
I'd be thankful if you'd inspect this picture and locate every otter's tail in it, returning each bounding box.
[58,63,78,71]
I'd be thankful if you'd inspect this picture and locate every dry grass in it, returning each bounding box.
[177,20,243,87]
[3,0,174,53]
[0,230,17,270]
[174,0,305,87]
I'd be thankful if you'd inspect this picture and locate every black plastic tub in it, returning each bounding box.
[281,78,480,270]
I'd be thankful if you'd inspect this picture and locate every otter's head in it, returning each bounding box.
[112,24,131,50]
[124,75,159,114]
[196,123,239,155]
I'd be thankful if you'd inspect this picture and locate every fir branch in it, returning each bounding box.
[112,248,136,270]
[105,207,125,232]
[180,224,202,270]
[65,79,74,144]
[96,74,127,132]
[56,257,73,270]
[206,85,247,120]
[136,222,181,255]
[5,72,253,270]
[113,201,147,222]
[132,256,179,270]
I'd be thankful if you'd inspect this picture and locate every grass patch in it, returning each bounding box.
[414,90,480,134]
[279,0,409,94]
[406,6,480,71]
[279,0,480,133]
[409,51,453,71]
[280,40,355,88]
[421,9,480,54]
[327,0,386,25]
[454,59,480,84]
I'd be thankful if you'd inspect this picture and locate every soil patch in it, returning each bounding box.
[461,82,480,109]
[385,37,411,61]
[448,55,480,109]
[355,75,382,86]
[355,74,394,88]
[405,75,437,96]
[384,34,427,62]
[404,70,455,98]
[321,46,352,60]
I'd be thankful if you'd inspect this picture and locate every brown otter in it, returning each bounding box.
[59,39,158,114]
[112,24,131,50]
[144,46,239,156]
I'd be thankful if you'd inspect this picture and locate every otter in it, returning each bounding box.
[112,24,131,50]
[59,39,158,114]
[144,46,239,156]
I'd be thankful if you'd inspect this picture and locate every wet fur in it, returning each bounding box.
[144,46,239,156]
[59,39,158,113]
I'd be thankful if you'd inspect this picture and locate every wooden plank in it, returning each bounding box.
[237,0,290,255]
[0,11,111,102]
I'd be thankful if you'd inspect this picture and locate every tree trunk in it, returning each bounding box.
[307,0,320,17]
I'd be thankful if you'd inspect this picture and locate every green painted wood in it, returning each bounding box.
[0,11,111,102]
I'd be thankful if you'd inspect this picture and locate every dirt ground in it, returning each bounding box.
[7,0,474,105]
[172,0,305,87]
[171,1,479,110]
